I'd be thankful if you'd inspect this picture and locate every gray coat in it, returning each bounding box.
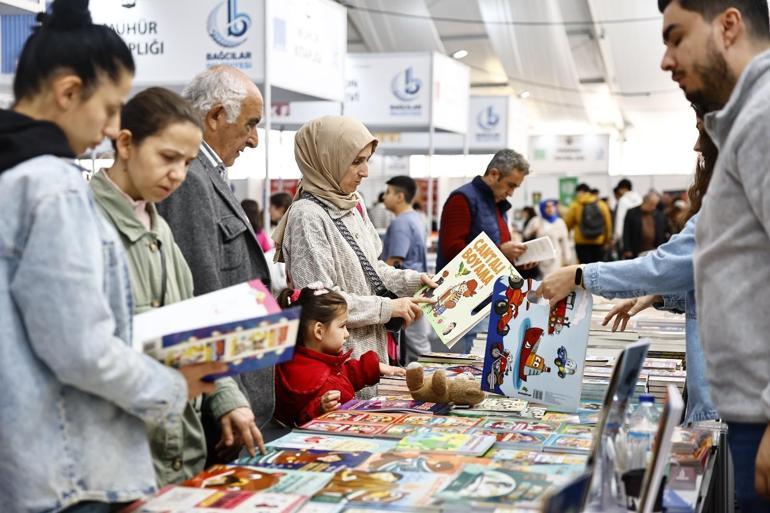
[157,152,274,427]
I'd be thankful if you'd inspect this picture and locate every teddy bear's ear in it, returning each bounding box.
[405,362,424,391]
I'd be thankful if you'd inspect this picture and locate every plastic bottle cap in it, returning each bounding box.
[639,394,655,404]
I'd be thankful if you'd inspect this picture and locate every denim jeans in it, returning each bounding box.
[726,422,770,512]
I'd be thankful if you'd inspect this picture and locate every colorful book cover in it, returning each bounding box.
[435,464,556,505]
[297,421,389,438]
[133,280,300,379]
[393,414,481,428]
[311,411,406,425]
[465,428,551,451]
[234,449,371,472]
[313,469,450,508]
[468,397,529,414]
[479,418,559,433]
[394,432,496,456]
[555,423,595,437]
[183,466,331,496]
[543,434,593,454]
[487,449,588,466]
[378,424,472,438]
[415,233,519,347]
[267,433,397,453]
[358,450,493,474]
[339,397,451,415]
[482,276,592,411]
[541,412,580,424]
[496,462,586,478]
[123,486,308,513]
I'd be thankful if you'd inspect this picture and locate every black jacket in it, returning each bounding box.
[623,206,669,258]
[0,109,74,173]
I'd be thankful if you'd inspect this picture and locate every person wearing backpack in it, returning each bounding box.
[564,183,613,264]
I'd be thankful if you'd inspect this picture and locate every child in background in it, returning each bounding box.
[275,284,406,426]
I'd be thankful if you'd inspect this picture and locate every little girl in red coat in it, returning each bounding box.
[275,284,405,426]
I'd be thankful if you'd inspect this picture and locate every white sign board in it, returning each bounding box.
[271,101,341,128]
[431,53,469,134]
[528,134,610,174]
[89,0,345,101]
[345,52,470,133]
[345,52,432,128]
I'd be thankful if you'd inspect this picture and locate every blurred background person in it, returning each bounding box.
[269,191,293,231]
[524,199,572,277]
[564,183,613,264]
[622,191,669,259]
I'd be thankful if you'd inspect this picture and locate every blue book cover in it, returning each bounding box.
[481,276,592,411]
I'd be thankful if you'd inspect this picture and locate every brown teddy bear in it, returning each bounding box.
[405,362,485,406]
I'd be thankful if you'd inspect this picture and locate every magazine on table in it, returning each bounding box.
[133,280,300,379]
[121,486,308,513]
[394,432,496,456]
[338,396,451,415]
[414,232,519,348]
[481,276,592,411]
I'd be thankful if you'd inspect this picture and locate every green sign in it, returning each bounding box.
[559,177,578,206]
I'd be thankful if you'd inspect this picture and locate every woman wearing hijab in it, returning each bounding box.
[524,199,572,276]
[273,116,435,397]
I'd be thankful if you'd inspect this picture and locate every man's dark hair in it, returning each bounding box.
[386,175,417,204]
[590,188,600,196]
[576,183,591,193]
[617,178,633,191]
[270,191,293,212]
[658,0,770,40]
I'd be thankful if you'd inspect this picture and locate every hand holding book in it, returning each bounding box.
[179,361,228,399]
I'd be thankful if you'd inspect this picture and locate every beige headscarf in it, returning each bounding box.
[272,115,378,262]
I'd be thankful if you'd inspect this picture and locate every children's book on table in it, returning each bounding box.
[414,232,519,348]
[481,276,592,411]
[133,280,300,379]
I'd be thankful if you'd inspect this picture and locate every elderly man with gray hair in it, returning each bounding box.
[157,65,275,454]
[435,148,532,352]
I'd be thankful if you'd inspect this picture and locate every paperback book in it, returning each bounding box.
[435,465,557,506]
[183,465,331,496]
[123,486,307,513]
[234,449,371,472]
[358,450,493,474]
[267,433,397,453]
[543,434,593,455]
[482,276,592,411]
[339,396,451,415]
[394,432,496,456]
[466,428,551,451]
[415,232,520,347]
[313,469,450,508]
[133,280,300,379]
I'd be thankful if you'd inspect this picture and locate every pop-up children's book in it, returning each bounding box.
[415,232,519,347]
[133,280,300,380]
[481,276,592,411]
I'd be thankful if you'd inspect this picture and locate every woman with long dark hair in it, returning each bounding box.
[536,107,719,424]
[0,1,221,510]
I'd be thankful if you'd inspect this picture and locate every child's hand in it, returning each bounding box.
[320,390,341,413]
[379,362,406,377]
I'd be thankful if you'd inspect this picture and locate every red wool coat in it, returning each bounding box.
[275,345,381,426]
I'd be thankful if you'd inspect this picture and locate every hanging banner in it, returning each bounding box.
[559,177,578,206]
[431,53,470,134]
[529,134,610,174]
[88,0,345,101]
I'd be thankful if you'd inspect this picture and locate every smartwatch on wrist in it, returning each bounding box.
[574,265,585,289]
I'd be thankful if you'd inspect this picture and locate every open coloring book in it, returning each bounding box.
[481,276,592,411]
[415,232,519,347]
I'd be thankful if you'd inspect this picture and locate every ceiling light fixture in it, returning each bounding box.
[519,90,531,99]
[451,49,469,59]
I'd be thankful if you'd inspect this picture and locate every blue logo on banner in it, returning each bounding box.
[208,0,251,48]
[477,105,500,131]
[390,67,422,102]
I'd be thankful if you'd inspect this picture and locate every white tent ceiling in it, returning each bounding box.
[343,0,703,174]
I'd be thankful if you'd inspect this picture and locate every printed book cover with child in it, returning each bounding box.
[482,276,592,411]
[415,232,520,347]
[133,280,300,379]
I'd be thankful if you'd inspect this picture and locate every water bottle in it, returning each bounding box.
[625,395,659,470]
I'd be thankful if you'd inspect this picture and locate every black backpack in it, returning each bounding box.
[580,201,605,239]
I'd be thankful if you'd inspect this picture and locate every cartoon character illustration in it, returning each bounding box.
[186,465,281,492]
[487,342,511,389]
[370,452,457,474]
[548,291,576,335]
[320,469,406,504]
[554,345,577,379]
[442,322,457,336]
[516,321,550,385]
[493,276,528,336]
[422,270,449,299]
[431,279,478,317]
